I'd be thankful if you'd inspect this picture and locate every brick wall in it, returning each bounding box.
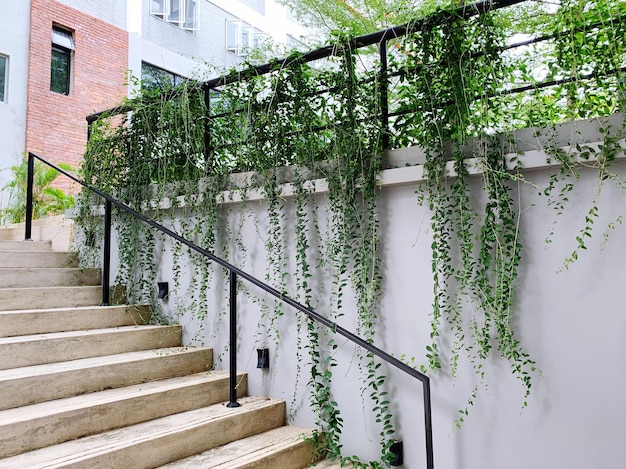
[26,0,128,192]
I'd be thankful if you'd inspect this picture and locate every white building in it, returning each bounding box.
[0,0,306,210]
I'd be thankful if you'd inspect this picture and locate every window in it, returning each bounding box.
[51,26,74,95]
[0,55,7,103]
[141,62,184,90]
[226,20,264,57]
[151,0,198,30]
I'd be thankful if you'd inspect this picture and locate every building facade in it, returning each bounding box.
[0,0,305,206]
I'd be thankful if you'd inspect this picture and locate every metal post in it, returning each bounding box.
[101,200,112,306]
[24,153,35,241]
[424,379,434,469]
[203,86,211,171]
[227,270,241,407]
[379,39,390,150]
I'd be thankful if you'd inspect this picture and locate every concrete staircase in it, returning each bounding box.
[0,222,338,468]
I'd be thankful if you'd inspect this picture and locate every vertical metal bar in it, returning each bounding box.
[203,85,212,174]
[227,270,241,408]
[424,379,434,469]
[24,153,35,241]
[101,199,112,306]
[379,38,390,150]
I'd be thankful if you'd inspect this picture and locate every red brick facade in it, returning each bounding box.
[26,0,128,192]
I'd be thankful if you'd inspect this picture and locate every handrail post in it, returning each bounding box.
[203,85,212,174]
[379,38,390,150]
[24,152,35,241]
[424,379,434,469]
[101,199,112,306]
[227,270,241,408]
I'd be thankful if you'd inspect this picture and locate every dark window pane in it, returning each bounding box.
[51,48,70,95]
[0,56,6,102]
[142,62,179,90]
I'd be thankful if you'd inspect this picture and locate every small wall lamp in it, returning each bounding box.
[256,348,270,369]
[390,440,403,466]
[157,282,169,300]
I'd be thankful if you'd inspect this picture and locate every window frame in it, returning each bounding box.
[151,0,198,31]
[0,54,7,103]
[141,62,185,90]
[226,19,264,57]
[50,26,74,96]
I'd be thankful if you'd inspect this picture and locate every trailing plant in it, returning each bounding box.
[77,0,626,465]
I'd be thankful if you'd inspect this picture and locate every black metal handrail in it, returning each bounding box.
[24,151,434,468]
[85,0,625,165]
[85,0,528,126]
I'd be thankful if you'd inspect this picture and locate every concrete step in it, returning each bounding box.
[0,346,213,411]
[158,425,322,468]
[0,285,102,310]
[0,305,148,338]
[0,325,182,370]
[0,215,73,251]
[0,396,285,469]
[0,250,78,268]
[0,267,100,288]
[309,459,345,468]
[0,240,52,251]
[0,371,247,458]
[0,227,22,241]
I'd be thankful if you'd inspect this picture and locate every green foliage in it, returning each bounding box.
[1,158,75,225]
[78,0,626,464]
[278,0,444,39]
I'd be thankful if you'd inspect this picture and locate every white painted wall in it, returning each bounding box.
[137,0,307,82]
[57,0,127,29]
[0,0,30,210]
[96,115,626,467]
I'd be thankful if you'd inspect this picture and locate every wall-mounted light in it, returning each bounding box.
[256,348,270,369]
[157,282,169,300]
[390,440,403,466]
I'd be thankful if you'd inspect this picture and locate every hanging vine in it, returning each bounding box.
[78,0,626,465]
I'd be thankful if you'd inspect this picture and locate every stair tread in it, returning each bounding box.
[0,346,213,412]
[0,305,148,338]
[0,285,100,292]
[0,251,76,257]
[0,267,100,288]
[158,425,317,468]
[0,285,102,311]
[0,251,79,268]
[0,371,234,424]
[0,324,176,345]
[0,266,95,270]
[0,304,129,316]
[0,241,52,251]
[309,459,345,468]
[0,371,248,457]
[0,324,182,370]
[0,346,205,381]
[0,396,283,469]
